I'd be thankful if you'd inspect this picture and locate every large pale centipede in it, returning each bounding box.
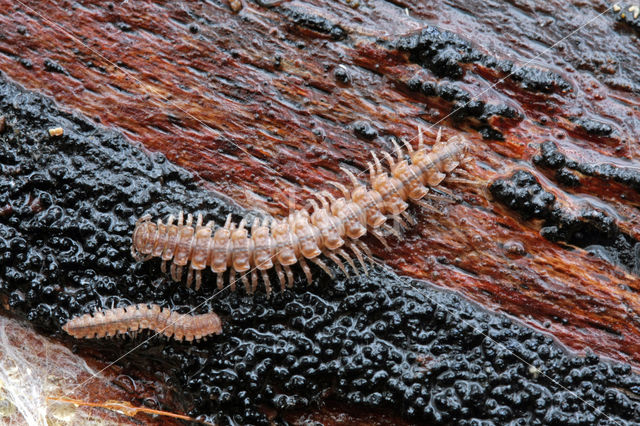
[131,129,475,298]
[62,303,222,341]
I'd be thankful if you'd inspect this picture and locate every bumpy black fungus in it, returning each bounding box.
[394,27,482,79]
[571,117,614,137]
[535,140,640,193]
[352,120,378,140]
[394,27,570,93]
[43,58,67,74]
[3,75,640,424]
[490,170,640,274]
[404,75,520,139]
[279,7,347,40]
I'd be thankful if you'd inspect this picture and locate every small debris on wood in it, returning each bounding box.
[228,0,242,12]
[48,127,63,137]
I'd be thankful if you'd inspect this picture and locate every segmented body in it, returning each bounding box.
[131,130,474,298]
[62,303,222,341]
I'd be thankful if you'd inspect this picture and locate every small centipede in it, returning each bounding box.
[62,303,222,341]
[131,128,476,298]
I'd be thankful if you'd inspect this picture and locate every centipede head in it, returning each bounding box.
[130,214,153,261]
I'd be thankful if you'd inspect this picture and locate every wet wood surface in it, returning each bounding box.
[1,0,639,378]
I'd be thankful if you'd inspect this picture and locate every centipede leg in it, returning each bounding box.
[414,199,443,215]
[393,214,409,229]
[392,138,405,159]
[430,186,460,201]
[261,270,272,299]
[170,263,178,281]
[382,224,401,238]
[370,229,390,249]
[299,257,313,285]
[446,177,480,186]
[230,270,237,292]
[284,265,294,288]
[401,210,416,226]
[240,271,251,294]
[250,269,258,294]
[347,241,368,275]
[195,270,202,291]
[382,150,395,169]
[216,272,225,290]
[161,260,168,273]
[186,267,194,288]
[328,181,350,199]
[354,239,375,267]
[337,249,358,275]
[325,251,349,278]
[275,263,286,291]
[310,257,334,278]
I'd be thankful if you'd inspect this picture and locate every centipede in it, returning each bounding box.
[62,303,222,341]
[130,128,476,298]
